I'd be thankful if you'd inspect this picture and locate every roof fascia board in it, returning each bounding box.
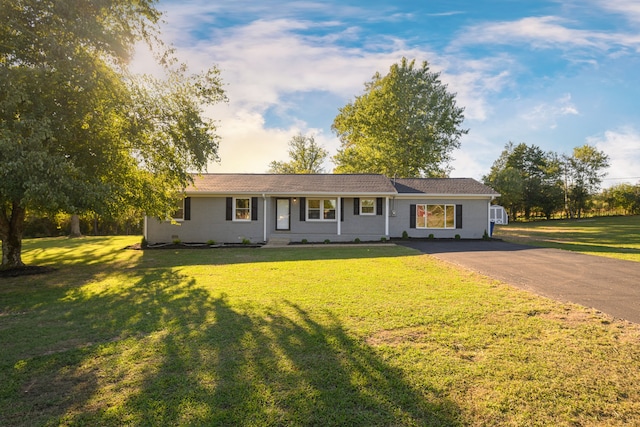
[393,194,498,199]
[186,191,397,197]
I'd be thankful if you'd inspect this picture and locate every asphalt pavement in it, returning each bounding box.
[398,240,640,324]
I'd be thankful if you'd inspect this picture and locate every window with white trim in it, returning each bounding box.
[234,197,251,221]
[172,199,185,221]
[307,198,336,221]
[360,198,376,215]
[416,204,455,229]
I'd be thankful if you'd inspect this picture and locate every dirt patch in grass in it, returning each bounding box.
[366,327,431,347]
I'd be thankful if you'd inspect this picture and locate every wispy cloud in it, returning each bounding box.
[595,0,640,23]
[143,2,510,173]
[455,15,640,53]
[520,94,579,130]
[137,0,638,178]
[427,11,465,17]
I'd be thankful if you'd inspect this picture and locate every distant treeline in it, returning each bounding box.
[483,142,621,221]
[23,213,142,238]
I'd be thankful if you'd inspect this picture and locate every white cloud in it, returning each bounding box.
[455,15,640,53]
[134,1,637,180]
[588,127,640,187]
[520,94,579,130]
[595,0,640,23]
[131,2,512,174]
[458,16,603,48]
[207,105,339,173]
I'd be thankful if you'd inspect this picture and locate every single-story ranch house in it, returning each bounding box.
[144,173,500,245]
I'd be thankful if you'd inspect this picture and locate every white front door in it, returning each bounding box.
[276,198,290,230]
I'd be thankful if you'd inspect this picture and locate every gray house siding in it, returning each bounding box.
[266,197,388,243]
[146,196,265,244]
[389,198,490,239]
[144,174,499,244]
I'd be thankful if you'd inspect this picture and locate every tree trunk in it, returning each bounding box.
[69,214,82,238]
[0,202,26,269]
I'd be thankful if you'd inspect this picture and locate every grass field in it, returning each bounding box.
[1,236,640,426]
[494,215,640,262]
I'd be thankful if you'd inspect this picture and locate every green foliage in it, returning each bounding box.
[484,142,563,220]
[172,238,181,245]
[428,233,435,240]
[141,236,148,248]
[0,0,226,268]
[484,142,610,221]
[324,239,331,244]
[268,133,328,174]
[301,239,308,244]
[206,239,216,246]
[402,231,409,240]
[242,238,251,245]
[332,57,467,177]
[354,237,361,243]
[564,144,610,219]
[454,234,461,240]
[601,183,640,215]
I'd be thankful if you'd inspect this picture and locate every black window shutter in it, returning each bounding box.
[184,197,191,220]
[341,198,344,222]
[410,204,416,229]
[299,197,306,221]
[251,197,258,221]
[376,198,383,216]
[226,197,233,221]
[456,204,463,229]
[353,198,360,215]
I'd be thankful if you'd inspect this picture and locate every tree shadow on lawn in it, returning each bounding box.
[2,268,461,426]
[138,244,419,270]
[21,236,132,267]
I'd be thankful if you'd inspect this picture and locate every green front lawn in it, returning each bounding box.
[494,215,640,262]
[1,236,639,426]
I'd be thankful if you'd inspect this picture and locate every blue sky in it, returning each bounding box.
[137,0,640,186]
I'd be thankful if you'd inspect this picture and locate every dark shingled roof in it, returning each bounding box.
[186,174,499,196]
[188,174,397,195]
[393,178,499,195]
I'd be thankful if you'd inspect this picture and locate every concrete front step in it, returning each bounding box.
[264,237,291,247]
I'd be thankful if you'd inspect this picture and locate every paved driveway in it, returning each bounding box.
[398,240,640,324]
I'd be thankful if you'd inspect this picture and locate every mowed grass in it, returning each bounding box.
[1,237,640,426]
[494,215,640,262]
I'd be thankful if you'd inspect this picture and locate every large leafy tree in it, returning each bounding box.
[268,133,328,174]
[332,57,467,177]
[0,0,225,268]
[483,165,524,220]
[484,142,563,220]
[563,144,609,218]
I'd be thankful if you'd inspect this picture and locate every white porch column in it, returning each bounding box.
[385,197,389,237]
[263,194,268,242]
[337,196,341,236]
